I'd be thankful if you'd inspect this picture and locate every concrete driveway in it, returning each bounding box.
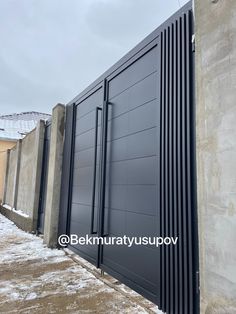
[0,214,162,314]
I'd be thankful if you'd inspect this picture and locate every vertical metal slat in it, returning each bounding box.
[165,26,170,314]
[173,18,179,314]
[177,16,184,314]
[169,22,174,314]
[181,13,189,314]
[161,29,167,313]
[186,11,194,313]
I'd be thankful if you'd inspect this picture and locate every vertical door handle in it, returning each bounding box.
[90,106,102,234]
[100,100,110,237]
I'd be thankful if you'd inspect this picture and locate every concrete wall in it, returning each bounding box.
[1,120,45,232]
[195,0,236,313]
[44,104,65,247]
[0,140,16,202]
[4,145,18,207]
[17,127,37,216]
[16,130,35,215]
[17,121,45,230]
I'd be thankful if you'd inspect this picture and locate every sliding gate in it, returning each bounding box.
[59,2,199,313]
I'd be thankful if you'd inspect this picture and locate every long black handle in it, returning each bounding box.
[99,99,110,237]
[90,106,102,234]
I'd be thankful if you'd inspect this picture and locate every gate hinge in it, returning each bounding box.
[192,34,195,52]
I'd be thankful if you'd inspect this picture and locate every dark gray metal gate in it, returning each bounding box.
[38,120,51,234]
[99,45,161,303]
[59,2,199,313]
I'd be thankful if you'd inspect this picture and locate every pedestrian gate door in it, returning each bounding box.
[59,2,199,314]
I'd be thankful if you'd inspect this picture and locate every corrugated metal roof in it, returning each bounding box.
[0,111,51,140]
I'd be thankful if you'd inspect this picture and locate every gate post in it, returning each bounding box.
[43,104,65,248]
[195,0,236,313]
[58,103,76,238]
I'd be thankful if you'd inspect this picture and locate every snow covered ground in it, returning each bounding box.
[0,214,163,314]
[2,204,29,218]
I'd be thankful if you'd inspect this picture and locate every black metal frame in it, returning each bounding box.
[37,119,51,234]
[158,8,199,313]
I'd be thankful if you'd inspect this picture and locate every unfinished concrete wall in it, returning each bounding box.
[1,120,45,232]
[16,130,36,215]
[0,140,16,202]
[44,104,65,248]
[4,144,18,207]
[16,121,45,230]
[195,0,236,313]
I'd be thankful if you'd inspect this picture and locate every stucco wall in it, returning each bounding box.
[0,140,16,202]
[195,0,236,313]
[16,129,37,217]
[5,145,17,207]
[1,120,45,232]
[16,120,45,227]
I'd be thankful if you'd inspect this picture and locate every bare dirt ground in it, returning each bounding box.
[0,214,163,314]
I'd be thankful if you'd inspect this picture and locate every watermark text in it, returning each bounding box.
[58,234,178,248]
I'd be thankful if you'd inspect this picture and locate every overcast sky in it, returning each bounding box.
[0,0,188,115]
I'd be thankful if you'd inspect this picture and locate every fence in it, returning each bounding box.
[0,1,235,313]
[0,104,65,235]
[1,121,45,231]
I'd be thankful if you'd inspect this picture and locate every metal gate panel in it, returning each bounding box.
[68,86,103,265]
[99,43,161,303]
[38,121,51,233]
[59,2,199,313]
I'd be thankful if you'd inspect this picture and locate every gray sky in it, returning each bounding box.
[0,0,188,115]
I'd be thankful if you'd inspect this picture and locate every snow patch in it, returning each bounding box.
[0,214,66,264]
[25,292,37,300]
[2,204,29,218]
[12,208,29,218]
[2,204,12,210]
